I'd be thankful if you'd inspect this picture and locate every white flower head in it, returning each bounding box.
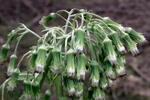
[95,94,104,100]
[129,46,139,56]
[102,83,108,89]
[7,69,14,76]
[77,70,85,80]
[75,90,83,97]
[67,67,75,77]
[75,45,83,52]
[119,25,125,31]
[118,45,126,53]
[91,77,99,87]
[106,69,116,79]
[116,66,126,76]
[36,63,44,72]
[68,87,75,96]
[108,54,117,64]
[139,35,146,43]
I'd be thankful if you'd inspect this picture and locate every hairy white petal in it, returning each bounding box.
[68,88,75,96]
[36,63,44,72]
[7,69,14,76]
[76,90,83,97]
[76,45,83,51]
[92,77,99,87]
[130,46,139,55]
[77,71,85,80]
[67,67,75,77]
[116,66,126,76]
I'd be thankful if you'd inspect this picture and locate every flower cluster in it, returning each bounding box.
[0,9,146,100]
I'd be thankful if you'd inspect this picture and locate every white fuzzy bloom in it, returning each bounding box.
[67,67,75,77]
[101,83,108,89]
[106,70,116,79]
[108,54,117,64]
[77,70,85,80]
[91,77,99,87]
[68,87,75,96]
[75,90,83,97]
[139,35,146,43]
[118,45,126,53]
[7,69,14,76]
[75,45,83,52]
[36,63,44,72]
[116,66,126,76]
[119,25,125,31]
[130,46,139,55]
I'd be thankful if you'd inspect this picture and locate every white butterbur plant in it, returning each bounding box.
[0,8,146,100]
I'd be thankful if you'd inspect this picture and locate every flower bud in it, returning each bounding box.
[50,47,61,73]
[66,49,75,77]
[104,61,116,80]
[66,79,75,96]
[74,28,85,52]
[100,77,108,89]
[103,37,117,65]
[108,32,126,53]
[90,61,100,87]
[75,82,83,97]
[7,54,17,76]
[76,54,86,80]
[28,49,37,73]
[121,31,139,55]
[0,43,10,63]
[93,88,105,100]
[35,44,47,72]
[125,27,146,44]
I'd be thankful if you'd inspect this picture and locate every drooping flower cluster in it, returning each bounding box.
[0,9,146,100]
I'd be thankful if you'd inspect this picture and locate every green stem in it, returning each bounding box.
[14,32,27,55]
[21,24,41,38]
[64,9,74,34]
[17,51,31,68]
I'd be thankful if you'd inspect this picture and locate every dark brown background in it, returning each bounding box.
[0,0,150,100]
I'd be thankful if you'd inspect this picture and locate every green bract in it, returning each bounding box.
[35,44,47,72]
[66,49,75,78]
[0,9,146,100]
[76,54,86,80]
[7,54,17,76]
[74,28,85,52]
[50,47,62,73]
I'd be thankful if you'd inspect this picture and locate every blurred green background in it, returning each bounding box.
[0,0,150,100]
